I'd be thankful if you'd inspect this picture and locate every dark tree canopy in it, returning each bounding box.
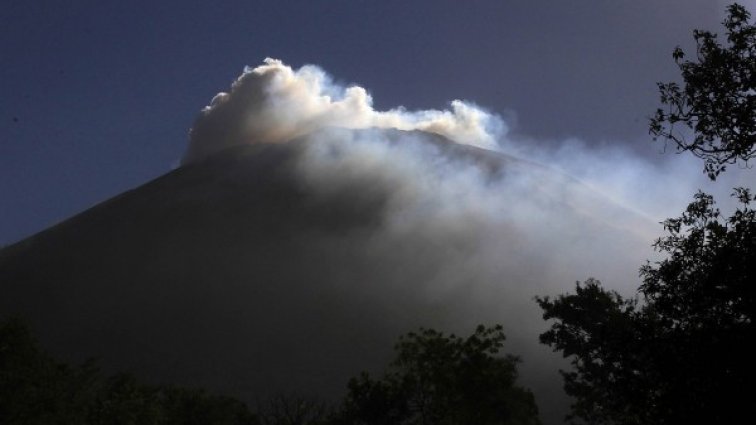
[651,3,756,179]
[544,5,756,412]
[640,189,755,328]
[0,316,259,425]
[536,280,654,425]
[255,394,332,425]
[1,317,543,425]
[333,325,541,425]
[537,189,756,425]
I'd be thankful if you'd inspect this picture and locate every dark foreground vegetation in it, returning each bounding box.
[0,318,539,425]
[0,316,257,425]
[539,3,756,424]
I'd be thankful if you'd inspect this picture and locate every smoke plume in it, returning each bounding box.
[5,59,746,425]
[183,58,503,164]
[177,58,736,423]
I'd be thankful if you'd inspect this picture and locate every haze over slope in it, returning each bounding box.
[0,59,699,423]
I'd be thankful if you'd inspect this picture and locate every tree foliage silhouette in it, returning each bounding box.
[0,316,259,425]
[332,325,540,425]
[539,4,756,423]
[1,317,543,425]
[537,188,756,424]
[651,3,756,179]
[536,280,652,425]
[255,393,332,425]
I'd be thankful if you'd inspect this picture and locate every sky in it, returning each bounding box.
[1,0,747,245]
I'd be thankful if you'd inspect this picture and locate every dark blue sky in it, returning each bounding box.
[0,0,726,244]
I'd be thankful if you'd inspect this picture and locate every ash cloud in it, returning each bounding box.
[181,59,727,301]
[183,58,502,164]
[0,60,736,424]
[177,59,728,423]
[5,59,741,425]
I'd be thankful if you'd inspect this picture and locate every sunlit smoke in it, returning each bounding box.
[183,58,503,164]
[175,58,752,424]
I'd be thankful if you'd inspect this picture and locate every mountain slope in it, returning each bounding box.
[0,128,656,424]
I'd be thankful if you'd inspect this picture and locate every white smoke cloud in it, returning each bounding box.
[178,58,752,424]
[183,58,503,164]
[286,126,664,425]
[182,58,737,265]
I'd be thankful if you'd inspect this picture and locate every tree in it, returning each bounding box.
[0,316,99,424]
[539,4,756,423]
[536,280,654,425]
[255,394,332,425]
[650,3,756,179]
[537,189,756,424]
[332,325,541,425]
[0,316,260,425]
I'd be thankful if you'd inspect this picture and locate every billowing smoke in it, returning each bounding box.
[182,59,669,333]
[5,59,745,425]
[182,58,737,297]
[183,58,502,164]
[177,59,741,423]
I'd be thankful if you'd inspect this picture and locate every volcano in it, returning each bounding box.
[0,128,655,424]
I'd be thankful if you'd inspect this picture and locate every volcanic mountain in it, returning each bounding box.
[0,128,655,423]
